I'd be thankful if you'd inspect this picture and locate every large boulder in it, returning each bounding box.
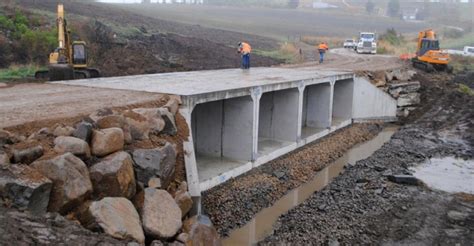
[0,129,15,145]
[89,151,136,199]
[123,110,151,141]
[31,153,93,214]
[96,115,132,144]
[397,93,421,107]
[389,81,421,98]
[0,151,9,165]
[158,108,177,136]
[91,128,124,157]
[174,181,193,218]
[54,136,91,159]
[11,145,44,164]
[164,98,180,116]
[385,69,416,82]
[87,197,145,244]
[0,164,52,215]
[73,121,93,143]
[183,215,221,246]
[131,142,177,188]
[141,188,182,239]
[132,108,165,133]
[53,124,75,137]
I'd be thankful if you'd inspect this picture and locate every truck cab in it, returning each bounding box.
[356,32,377,54]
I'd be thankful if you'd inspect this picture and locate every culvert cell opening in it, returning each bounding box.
[191,96,253,182]
[301,83,331,139]
[332,78,354,126]
[258,88,299,156]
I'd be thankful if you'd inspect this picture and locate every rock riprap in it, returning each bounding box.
[89,151,136,199]
[31,153,92,214]
[141,188,182,239]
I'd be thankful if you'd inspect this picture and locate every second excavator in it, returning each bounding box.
[35,4,100,81]
[412,29,452,73]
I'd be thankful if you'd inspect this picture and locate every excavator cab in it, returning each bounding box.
[418,39,440,57]
[72,41,87,67]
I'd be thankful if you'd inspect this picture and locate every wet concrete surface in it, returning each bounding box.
[224,127,397,245]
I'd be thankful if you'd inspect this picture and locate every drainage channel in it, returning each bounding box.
[223,126,398,245]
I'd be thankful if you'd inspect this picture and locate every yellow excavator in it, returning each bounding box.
[35,4,100,81]
[412,29,452,73]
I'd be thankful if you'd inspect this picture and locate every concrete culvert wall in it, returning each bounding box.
[302,83,332,139]
[258,88,299,156]
[332,78,354,125]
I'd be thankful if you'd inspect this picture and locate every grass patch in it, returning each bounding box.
[0,65,40,81]
[458,84,474,96]
[450,55,474,73]
[254,42,301,63]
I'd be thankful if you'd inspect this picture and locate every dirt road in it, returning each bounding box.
[283,46,405,72]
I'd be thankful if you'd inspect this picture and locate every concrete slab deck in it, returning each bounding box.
[55,67,352,97]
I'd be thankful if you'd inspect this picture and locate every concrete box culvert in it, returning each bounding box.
[54,67,397,198]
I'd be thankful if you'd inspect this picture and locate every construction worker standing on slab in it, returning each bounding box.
[318,42,329,64]
[238,42,252,69]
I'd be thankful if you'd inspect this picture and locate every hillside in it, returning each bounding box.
[1,0,281,77]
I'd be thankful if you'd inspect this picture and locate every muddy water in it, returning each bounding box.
[411,157,474,194]
[223,126,398,246]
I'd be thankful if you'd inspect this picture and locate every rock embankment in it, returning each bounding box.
[366,69,421,118]
[0,97,221,245]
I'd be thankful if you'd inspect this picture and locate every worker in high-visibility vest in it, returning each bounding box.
[317,42,329,64]
[238,42,252,69]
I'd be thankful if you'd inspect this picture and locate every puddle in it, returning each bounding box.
[223,126,398,246]
[411,157,474,194]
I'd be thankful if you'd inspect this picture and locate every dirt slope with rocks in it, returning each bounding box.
[261,72,474,244]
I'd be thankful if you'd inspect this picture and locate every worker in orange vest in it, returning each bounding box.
[318,42,329,64]
[238,42,252,69]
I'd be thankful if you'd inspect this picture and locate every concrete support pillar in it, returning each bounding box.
[329,79,335,127]
[181,105,201,198]
[297,83,305,141]
[251,87,262,161]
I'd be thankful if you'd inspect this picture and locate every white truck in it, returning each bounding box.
[446,46,474,57]
[356,32,377,54]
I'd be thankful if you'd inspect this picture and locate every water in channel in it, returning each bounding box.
[223,126,398,245]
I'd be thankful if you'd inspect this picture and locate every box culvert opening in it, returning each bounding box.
[191,96,253,182]
[301,83,332,139]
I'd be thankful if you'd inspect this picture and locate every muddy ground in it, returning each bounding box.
[261,72,474,244]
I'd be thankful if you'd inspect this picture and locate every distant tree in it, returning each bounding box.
[387,0,400,17]
[288,0,299,8]
[366,0,375,14]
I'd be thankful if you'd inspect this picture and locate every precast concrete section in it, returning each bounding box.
[55,67,397,198]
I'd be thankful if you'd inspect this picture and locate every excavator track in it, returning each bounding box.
[35,66,101,81]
